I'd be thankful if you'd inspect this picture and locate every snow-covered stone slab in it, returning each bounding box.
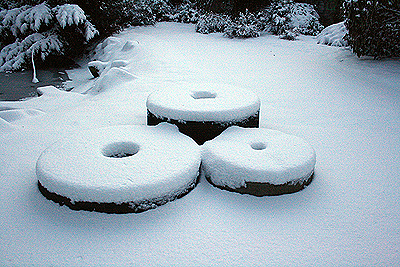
[36,123,201,213]
[201,127,316,196]
[146,83,260,144]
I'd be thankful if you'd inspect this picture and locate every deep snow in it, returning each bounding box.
[1,22,400,266]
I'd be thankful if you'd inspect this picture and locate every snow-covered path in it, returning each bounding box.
[1,22,400,266]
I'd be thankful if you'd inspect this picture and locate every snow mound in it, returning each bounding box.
[36,123,201,212]
[121,40,137,52]
[0,85,85,114]
[93,37,140,62]
[88,59,130,78]
[110,59,129,68]
[0,117,15,132]
[146,83,260,122]
[0,108,44,122]
[201,127,316,195]
[87,60,107,77]
[88,67,137,95]
[317,21,348,47]
[36,85,66,97]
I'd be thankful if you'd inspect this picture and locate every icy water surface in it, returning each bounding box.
[0,69,69,101]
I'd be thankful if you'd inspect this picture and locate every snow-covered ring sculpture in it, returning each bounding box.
[146,83,261,145]
[36,123,201,213]
[201,127,316,196]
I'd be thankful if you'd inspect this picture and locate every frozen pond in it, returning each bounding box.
[0,69,69,101]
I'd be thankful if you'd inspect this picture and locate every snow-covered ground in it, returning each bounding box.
[1,22,400,266]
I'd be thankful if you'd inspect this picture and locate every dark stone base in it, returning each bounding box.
[147,110,260,145]
[88,66,100,78]
[205,172,314,196]
[38,174,199,213]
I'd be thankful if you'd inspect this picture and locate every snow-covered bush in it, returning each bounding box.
[261,0,292,35]
[56,0,171,35]
[93,0,198,27]
[289,2,324,35]
[317,21,348,47]
[196,0,323,39]
[279,29,298,40]
[165,1,201,23]
[196,12,231,34]
[104,0,161,28]
[0,3,98,71]
[148,0,174,21]
[343,0,400,58]
[224,10,262,38]
[261,0,323,36]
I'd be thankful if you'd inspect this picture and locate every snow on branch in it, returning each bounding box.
[84,20,99,42]
[0,3,98,71]
[54,4,98,41]
[1,5,30,37]
[0,32,63,72]
[15,3,52,35]
[54,4,87,28]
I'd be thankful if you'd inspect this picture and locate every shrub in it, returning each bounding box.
[196,12,231,33]
[165,1,201,23]
[261,0,323,36]
[262,0,292,35]
[289,2,324,35]
[196,0,272,15]
[35,0,172,35]
[195,0,323,39]
[343,0,400,58]
[220,0,323,39]
[224,10,262,38]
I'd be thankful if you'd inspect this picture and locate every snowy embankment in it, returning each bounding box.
[1,22,400,266]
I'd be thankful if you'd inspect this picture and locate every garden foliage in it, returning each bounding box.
[0,0,182,71]
[224,10,262,38]
[165,1,201,23]
[343,0,400,58]
[0,0,326,71]
[196,12,231,33]
[0,3,98,71]
[196,0,323,39]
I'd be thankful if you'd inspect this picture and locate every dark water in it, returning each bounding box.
[0,68,70,101]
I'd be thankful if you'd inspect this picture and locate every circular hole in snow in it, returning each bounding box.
[191,91,217,99]
[102,142,140,158]
[251,142,267,151]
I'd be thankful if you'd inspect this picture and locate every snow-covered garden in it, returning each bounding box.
[1,16,400,267]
